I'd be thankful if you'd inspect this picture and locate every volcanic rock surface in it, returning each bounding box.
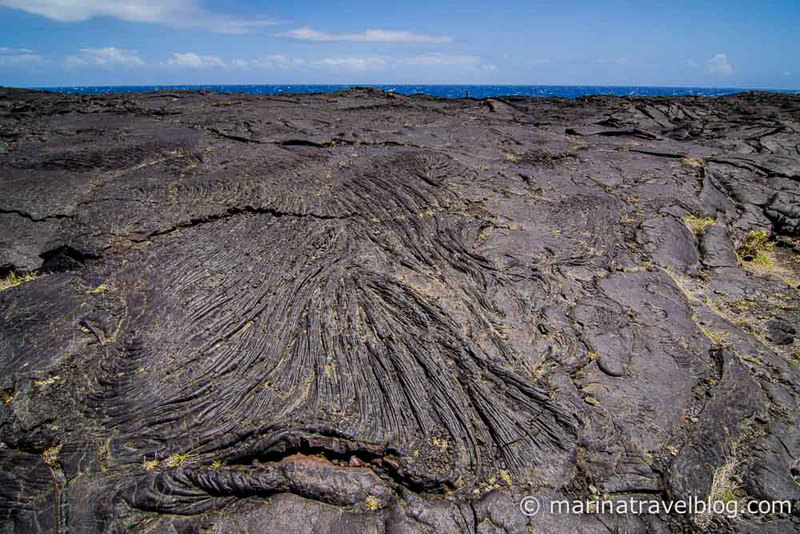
[1,87,800,533]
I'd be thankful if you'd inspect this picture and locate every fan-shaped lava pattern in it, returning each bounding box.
[76,151,580,515]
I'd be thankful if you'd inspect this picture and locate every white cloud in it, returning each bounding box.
[163,52,493,74]
[597,57,629,65]
[686,59,698,68]
[221,55,385,72]
[230,55,307,70]
[0,47,42,66]
[313,57,386,71]
[0,47,35,54]
[65,47,142,68]
[782,71,791,77]
[164,52,225,68]
[263,55,305,69]
[277,27,452,44]
[399,53,482,67]
[0,0,282,34]
[707,53,733,75]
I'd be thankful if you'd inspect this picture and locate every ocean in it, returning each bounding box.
[33,84,799,99]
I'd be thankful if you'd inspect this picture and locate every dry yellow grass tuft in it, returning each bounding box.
[682,214,716,236]
[142,459,159,471]
[42,444,62,467]
[0,272,37,291]
[681,155,705,168]
[365,495,380,511]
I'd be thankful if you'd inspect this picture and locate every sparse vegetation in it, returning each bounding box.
[0,271,37,291]
[693,315,731,347]
[741,354,763,365]
[142,459,159,471]
[87,283,112,294]
[749,253,774,267]
[736,231,800,286]
[695,455,741,529]
[365,495,380,511]
[681,155,705,168]
[504,153,521,163]
[165,452,190,468]
[42,444,62,467]
[730,299,756,313]
[682,214,716,236]
[34,375,61,387]
[738,230,773,262]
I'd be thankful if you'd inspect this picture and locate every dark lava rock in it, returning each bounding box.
[1,87,800,533]
[767,318,796,345]
[701,225,739,269]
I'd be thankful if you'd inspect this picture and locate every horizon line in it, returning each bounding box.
[17,83,800,93]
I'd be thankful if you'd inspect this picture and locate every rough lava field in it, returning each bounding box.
[1,87,800,533]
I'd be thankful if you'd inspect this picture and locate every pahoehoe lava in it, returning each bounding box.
[1,87,800,532]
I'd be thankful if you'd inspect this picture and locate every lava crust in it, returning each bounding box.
[1,87,800,532]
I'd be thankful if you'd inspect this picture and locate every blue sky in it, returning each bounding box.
[0,0,798,88]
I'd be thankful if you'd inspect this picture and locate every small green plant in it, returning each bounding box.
[504,153,521,163]
[749,253,774,267]
[738,230,773,262]
[730,299,756,313]
[42,444,62,467]
[0,272,36,291]
[166,452,190,468]
[87,283,112,294]
[365,495,380,511]
[432,437,449,450]
[683,214,716,236]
